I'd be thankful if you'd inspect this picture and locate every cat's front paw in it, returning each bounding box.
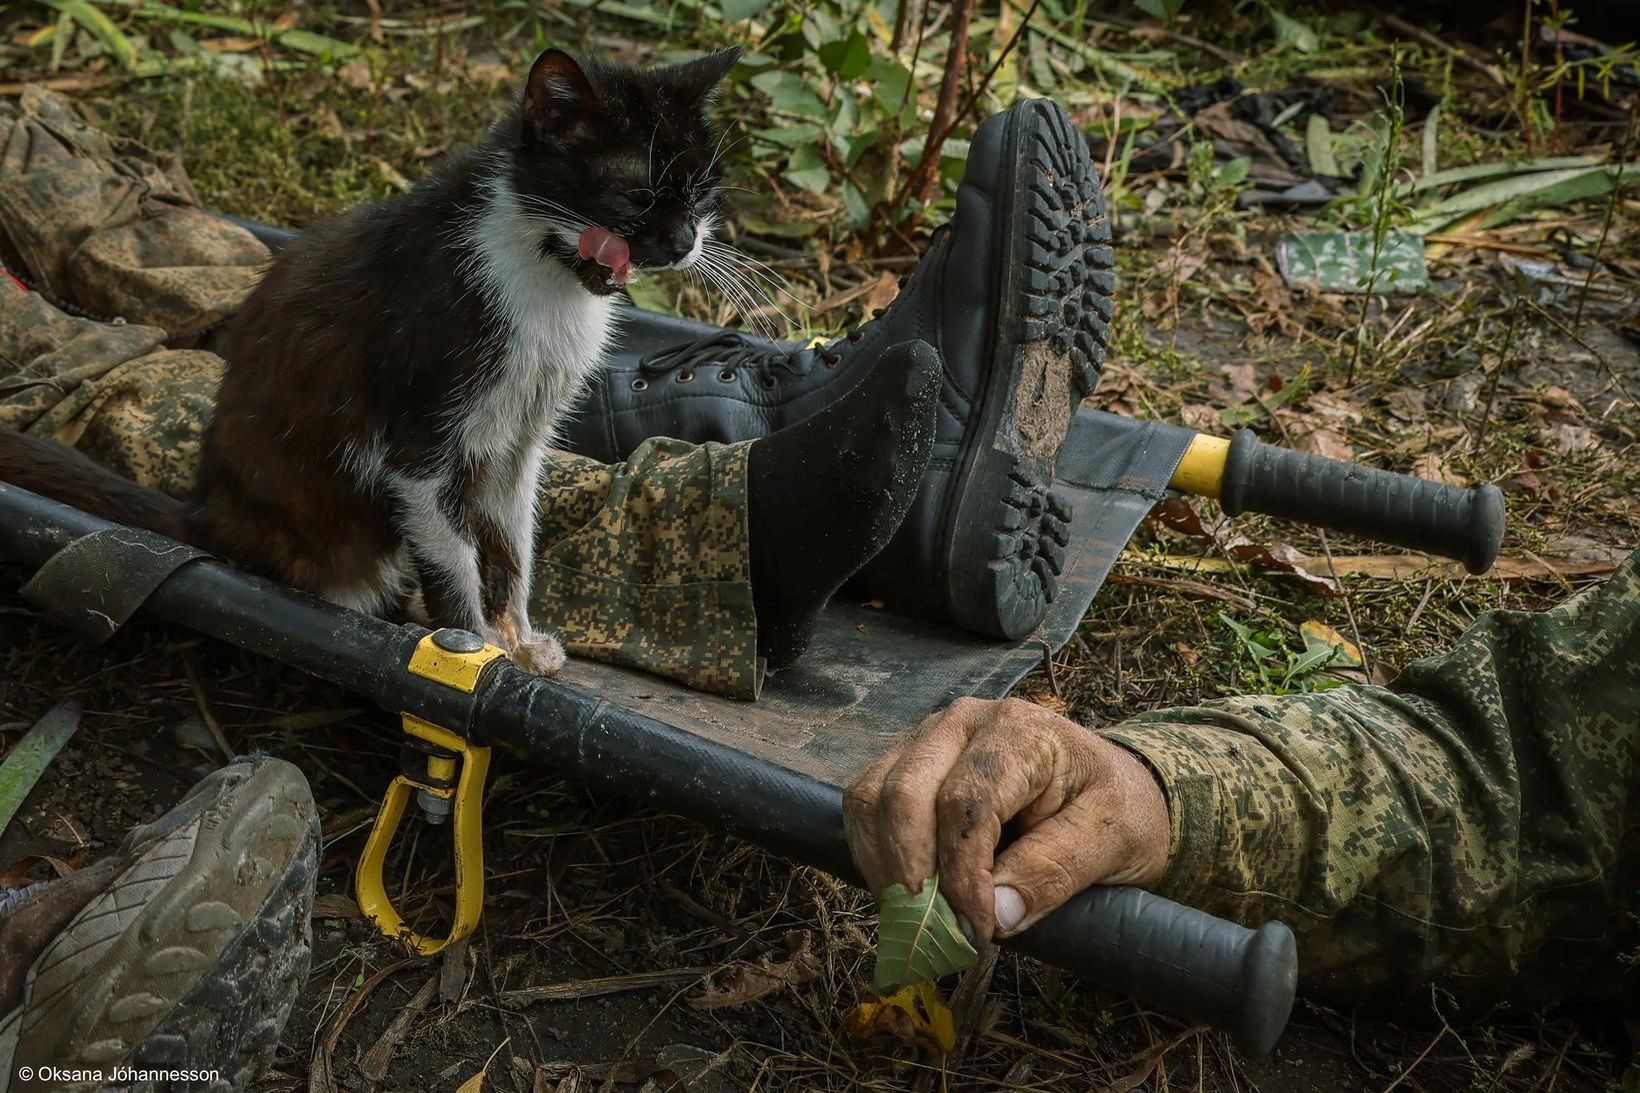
[492,615,566,676]
[509,631,566,676]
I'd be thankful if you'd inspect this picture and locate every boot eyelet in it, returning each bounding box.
[824,358,840,370]
[677,370,695,384]
[630,378,649,392]
[760,374,778,390]
[718,369,736,383]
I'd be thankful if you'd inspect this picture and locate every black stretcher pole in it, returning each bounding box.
[1166,427,1505,574]
[0,482,1298,1056]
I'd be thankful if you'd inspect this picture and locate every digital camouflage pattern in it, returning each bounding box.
[0,87,265,339]
[1104,551,1639,1008]
[539,441,762,699]
[0,88,762,699]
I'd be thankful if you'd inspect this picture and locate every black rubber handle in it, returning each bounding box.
[1009,886,1297,1056]
[1220,430,1505,574]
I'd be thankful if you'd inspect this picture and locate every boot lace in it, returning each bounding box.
[637,330,801,390]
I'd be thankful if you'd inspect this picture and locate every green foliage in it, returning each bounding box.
[1133,0,1188,23]
[873,874,978,995]
[1219,614,1351,695]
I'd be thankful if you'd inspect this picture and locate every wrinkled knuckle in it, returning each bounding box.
[842,782,876,821]
[878,769,928,817]
[934,782,994,837]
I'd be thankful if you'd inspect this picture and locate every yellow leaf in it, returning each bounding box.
[843,981,956,1055]
[1299,620,1364,668]
[455,1071,486,1093]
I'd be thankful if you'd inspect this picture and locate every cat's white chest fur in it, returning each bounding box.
[460,176,618,462]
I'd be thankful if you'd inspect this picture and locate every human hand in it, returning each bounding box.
[844,697,1169,945]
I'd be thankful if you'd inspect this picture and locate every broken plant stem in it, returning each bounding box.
[891,0,916,52]
[1475,295,1525,445]
[898,0,976,209]
[1349,52,1406,387]
[1575,103,1634,330]
[957,0,1041,130]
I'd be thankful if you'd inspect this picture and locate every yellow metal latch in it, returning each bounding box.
[355,628,505,956]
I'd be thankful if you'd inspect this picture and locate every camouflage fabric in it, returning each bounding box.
[0,90,762,699]
[1103,551,1640,1009]
[539,442,762,698]
[0,88,267,340]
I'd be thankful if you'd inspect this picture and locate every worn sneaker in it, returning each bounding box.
[0,755,318,1093]
[565,99,1114,638]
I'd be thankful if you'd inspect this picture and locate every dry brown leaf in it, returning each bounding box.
[1299,620,1364,668]
[467,63,514,87]
[1206,360,1259,404]
[862,270,901,314]
[690,950,820,1009]
[533,1061,667,1085]
[1290,423,1353,462]
[1223,539,1343,596]
[843,981,956,1055]
[1019,690,1069,716]
[1178,402,1221,433]
[1544,422,1598,454]
[1191,102,1284,162]
[1146,496,1221,541]
[1411,451,1467,487]
[199,36,261,52]
[310,893,361,919]
[336,59,373,90]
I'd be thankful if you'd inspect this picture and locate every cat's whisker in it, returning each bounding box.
[697,253,791,340]
[693,254,774,338]
[703,122,750,180]
[700,242,810,313]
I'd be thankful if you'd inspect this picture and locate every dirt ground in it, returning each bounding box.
[2,1,1638,1090]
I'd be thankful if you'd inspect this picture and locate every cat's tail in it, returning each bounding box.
[0,430,193,541]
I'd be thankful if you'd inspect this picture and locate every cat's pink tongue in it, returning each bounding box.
[577,227,633,285]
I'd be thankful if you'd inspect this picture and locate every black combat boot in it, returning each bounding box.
[565,99,1114,639]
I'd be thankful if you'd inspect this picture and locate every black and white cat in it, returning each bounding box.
[189,46,741,673]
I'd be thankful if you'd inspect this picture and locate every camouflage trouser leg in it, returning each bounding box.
[536,442,763,699]
[1103,550,1640,1008]
[0,278,762,699]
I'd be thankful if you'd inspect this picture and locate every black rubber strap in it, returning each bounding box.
[1220,430,1506,574]
[20,527,213,644]
[1010,887,1297,1056]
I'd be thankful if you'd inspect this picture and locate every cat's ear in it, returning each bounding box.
[672,46,742,105]
[522,49,601,141]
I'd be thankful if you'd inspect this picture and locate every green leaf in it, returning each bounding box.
[1218,156,1250,186]
[863,55,911,114]
[720,0,773,21]
[1410,164,1638,233]
[1133,0,1187,19]
[277,29,360,59]
[817,29,871,79]
[1267,7,1319,52]
[1306,114,1339,178]
[42,0,136,69]
[750,69,828,119]
[843,180,872,230]
[752,122,824,149]
[873,874,978,995]
[783,144,832,195]
[0,702,81,834]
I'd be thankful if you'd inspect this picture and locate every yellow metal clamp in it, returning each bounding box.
[355,630,505,956]
[1169,432,1230,499]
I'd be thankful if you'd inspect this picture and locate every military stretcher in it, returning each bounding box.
[0,216,1505,1058]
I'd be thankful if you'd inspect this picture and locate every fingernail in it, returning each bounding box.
[955,914,975,945]
[994,886,1026,934]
